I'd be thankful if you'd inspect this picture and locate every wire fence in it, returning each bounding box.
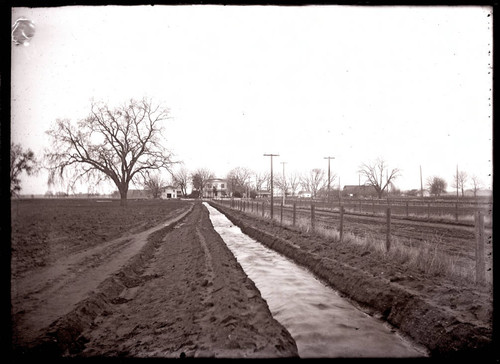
[211,197,491,284]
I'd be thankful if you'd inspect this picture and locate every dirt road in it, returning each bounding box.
[12,202,298,358]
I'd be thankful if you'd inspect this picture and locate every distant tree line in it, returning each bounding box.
[9,98,488,202]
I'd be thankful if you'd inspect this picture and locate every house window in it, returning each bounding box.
[221,184,225,189]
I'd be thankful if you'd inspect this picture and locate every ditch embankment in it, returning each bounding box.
[209,201,494,359]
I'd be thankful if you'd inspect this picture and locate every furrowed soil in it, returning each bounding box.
[9,198,495,360]
[10,199,297,359]
[209,201,495,359]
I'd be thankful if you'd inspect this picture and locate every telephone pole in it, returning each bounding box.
[280,161,287,205]
[420,165,424,198]
[324,156,335,204]
[264,153,279,219]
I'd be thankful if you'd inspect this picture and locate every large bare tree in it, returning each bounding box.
[191,168,214,198]
[45,98,176,205]
[10,143,38,196]
[358,158,400,199]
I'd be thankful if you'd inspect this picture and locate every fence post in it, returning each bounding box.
[311,204,315,232]
[280,202,283,225]
[262,202,265,217]
[256,201,259,214]
[339,205,344,243]
[475,211,486,284]
[293,203,297,227]
[455,202,458,222]
[427,202,430,219]
[386,207,391,251]
[406,201,409,217]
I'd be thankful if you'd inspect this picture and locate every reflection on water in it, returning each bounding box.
[204,203,427,358]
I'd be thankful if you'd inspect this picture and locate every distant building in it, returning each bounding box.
[256,190,271,198]
[161,185,182,199]
[204,178,228,198]
[298,191,312,198]
[342,184,377,198]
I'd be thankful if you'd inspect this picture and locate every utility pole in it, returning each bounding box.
[264,153,279,219]
[420,165,424,198]
[456,164,459,199]
[280,161,287,205]
[324,156,335,204]
[338,175,341,200]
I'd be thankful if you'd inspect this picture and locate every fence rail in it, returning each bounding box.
[211,197,491,284]
[212,196,492,223]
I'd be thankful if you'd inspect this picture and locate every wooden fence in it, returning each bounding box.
[212,198,489,284]
[283,196,492,221]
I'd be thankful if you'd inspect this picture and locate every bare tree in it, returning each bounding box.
[359,158,400,199]
[10,143,38,197]
[451,170,468,197]
[191,168,214,198]
[300,168,326,198]
[470,175,484,197]
[226,167,253,197]
[172,167,190,198]
[426,176,447,197]
[45,98,176,206]
[287,172,300,197]
[255,172,270,192]
[274,173,287,195]
[143,172,167,199]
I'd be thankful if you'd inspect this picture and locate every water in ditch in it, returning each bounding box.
[204,203,427,358]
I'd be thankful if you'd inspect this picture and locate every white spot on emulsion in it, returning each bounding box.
[12,17,35,46]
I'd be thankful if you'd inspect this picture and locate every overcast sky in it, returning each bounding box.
[11,5,493,195]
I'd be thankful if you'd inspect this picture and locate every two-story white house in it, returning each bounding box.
[161,185,183,199]
[204,178,228,198]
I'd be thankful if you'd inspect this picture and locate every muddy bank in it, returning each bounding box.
[210,202,493,359]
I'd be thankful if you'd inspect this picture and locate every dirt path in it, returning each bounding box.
[11,205,193,348]
[12,202,298,359]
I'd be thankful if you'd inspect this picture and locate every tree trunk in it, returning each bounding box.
[119,185,128,206]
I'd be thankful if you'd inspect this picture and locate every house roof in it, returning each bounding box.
[162,185,179,189]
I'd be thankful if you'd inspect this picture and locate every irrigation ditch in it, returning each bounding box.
[208,200,493,358]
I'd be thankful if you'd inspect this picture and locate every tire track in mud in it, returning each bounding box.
[12,204,194,354]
